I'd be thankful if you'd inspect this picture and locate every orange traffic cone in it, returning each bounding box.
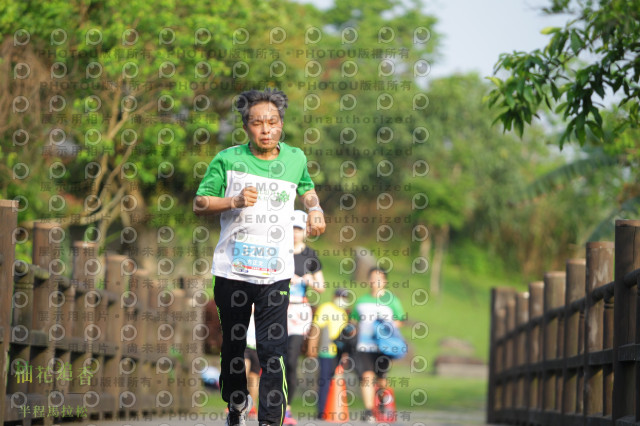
[373,386,397,422]
[322,365,349,423]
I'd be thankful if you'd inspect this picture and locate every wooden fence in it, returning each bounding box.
[487,219,640,426]
[0,200,207,424]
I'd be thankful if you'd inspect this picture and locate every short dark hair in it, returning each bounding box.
[368,267,388,279]
[236,88,289,126]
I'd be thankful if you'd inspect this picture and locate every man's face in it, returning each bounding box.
[369,270,387,294]
[244,101,283,153]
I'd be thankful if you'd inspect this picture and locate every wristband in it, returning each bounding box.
[307,206,323,213]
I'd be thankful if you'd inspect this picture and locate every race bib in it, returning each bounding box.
[231,233,281,277]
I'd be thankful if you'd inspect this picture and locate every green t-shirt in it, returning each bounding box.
[350,291,406,352]
[196,142,314,284]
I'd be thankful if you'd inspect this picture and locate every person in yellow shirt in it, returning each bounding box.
[307,288,351,419]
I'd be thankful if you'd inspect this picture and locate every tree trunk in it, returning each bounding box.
[419,225,431,259]
[429,225,449,298]
[127,187,157,275]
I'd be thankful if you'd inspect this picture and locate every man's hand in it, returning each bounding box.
[307,210,326,236]
[301,189,325,236]
[232,186,258,208]
[193,186,258,216]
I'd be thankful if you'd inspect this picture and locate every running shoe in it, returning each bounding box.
[248,406,258,421]
[225,395,253,426]
[283,409,298,425]
[362,409,376,424]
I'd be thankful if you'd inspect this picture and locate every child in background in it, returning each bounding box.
[307,288,350,420]
[285,210,325,425]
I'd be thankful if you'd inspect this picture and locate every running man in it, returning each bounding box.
[193,88,326,426]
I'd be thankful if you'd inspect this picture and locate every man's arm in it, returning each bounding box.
[193,187,258,216]
[301,189,326,236]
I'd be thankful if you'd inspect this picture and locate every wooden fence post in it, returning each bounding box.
[562,259,585,417]
[613,219,640,422]
[171,285,189,412]
[129,268,150,417]
[30,222,61,426]
[70,241,99,398]
[528,281,544,414]
[542,272,566,413]
[515,292,529,413]
[103,253,129,418]
[504,295,516,412]
[584,242,614,419]
[54,228,75,400]
[186,288,205,414]
[0,200,18,422]
[487,287,516,424]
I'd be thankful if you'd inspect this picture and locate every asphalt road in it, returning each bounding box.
[93,410,490,426]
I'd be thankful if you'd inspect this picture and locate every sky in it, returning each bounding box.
[298,0,569,79]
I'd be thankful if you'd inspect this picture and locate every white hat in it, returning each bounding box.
[293,210,307,229]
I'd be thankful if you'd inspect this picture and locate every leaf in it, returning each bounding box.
[591,106,603,126]
[523,107,533,124]
[558,127,571,149]
[586,120,603,139]
[555,101,569,113]
[483,92,495,107]
[486,77,503,88]
[524,85,534,103]
[517,77,525,96]
[556,33,568,53]
[576,113,586,142]
[593,75,605,98]
[505,91,515,108]
[541,26,561,35]
[514,116,524,137]
[531,55,544,70]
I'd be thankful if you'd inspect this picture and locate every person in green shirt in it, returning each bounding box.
[193,88,326,426]
[350,268,407,423]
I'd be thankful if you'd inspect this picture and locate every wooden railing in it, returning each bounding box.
[0,200,206,424]
[487,219,640,426]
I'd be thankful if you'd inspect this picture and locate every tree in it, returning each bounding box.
[485,0,640,248]
[486,0,640,147]
[0,0,250,271]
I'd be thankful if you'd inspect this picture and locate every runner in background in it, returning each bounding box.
[284,210,325,425]
[307,288,350,420]
[350,268,407,423]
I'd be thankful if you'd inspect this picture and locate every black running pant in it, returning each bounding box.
[214,276,290,426]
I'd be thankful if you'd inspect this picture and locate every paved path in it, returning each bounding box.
[93,410,490,426]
